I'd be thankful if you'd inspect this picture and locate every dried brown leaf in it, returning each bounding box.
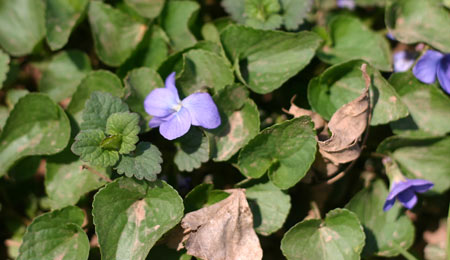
[285,95,327,131]
[318,64,370,164]
[179,189,262,260]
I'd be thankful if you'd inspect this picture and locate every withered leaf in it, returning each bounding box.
[286,95,327,131]
[180,189,263,260]
[318,64,370,164]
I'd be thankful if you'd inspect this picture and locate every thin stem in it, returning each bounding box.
[310,201,321,219]
[392,243,418,260]
[83,165,112,183]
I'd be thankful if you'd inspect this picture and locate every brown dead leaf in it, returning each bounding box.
[285,95,327,131]
[179,189,262,260]
[317,64,370,164]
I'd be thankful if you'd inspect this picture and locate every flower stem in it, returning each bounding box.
[392,243,418,260]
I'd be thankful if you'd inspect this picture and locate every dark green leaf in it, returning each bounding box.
[39,50,92,102]
[116,142,163,181]
[45,0,89,50]
[308,60,408,125]
[184,183,230,213]
[174,128,210,172]
[71,129,120,167]
[0,0,45,56]
[88,1,147,67]
[0,94,71,176]
[346,179,415,257]
[18,206,89,260]
[93,178,184,260]
[281,208,365,260]
[5,89,29,110]
[0,49,9,89]
[221,25,321,94]
[318,15,392,71]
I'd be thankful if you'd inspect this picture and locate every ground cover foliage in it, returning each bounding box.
[0,0,449,259]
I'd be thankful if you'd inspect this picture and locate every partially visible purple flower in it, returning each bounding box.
[413,50,450,94]
[144,72,221,140]
[386,32,396,41]
[393,50,417,72]
[337,0,355,9]
[383,179,434,211]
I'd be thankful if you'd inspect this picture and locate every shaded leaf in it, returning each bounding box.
[238,117,317,189]
[389,71,450,136]
[308,60,408,125]
[318,15,392,71]
[346,179,415,257]
[88,1,147,67]
[281,208,365,260]
[160,1,199,51]
[385,0,450,53]
[183,183,230,213]
[0,49,9,89]
[0,94,71,176]
[71,129,120,167]
[67,70,124,124]
[116,142,163,181]
[39,50,92,102]
[93,178,184,260]
[45,0,89,50]
[124,0,165,19]
[377,136,450,193]
[180,189,263,260]
[0,0,45,56]
[221,25,321,94]
[174,128,210,172]
[17,206,89,260]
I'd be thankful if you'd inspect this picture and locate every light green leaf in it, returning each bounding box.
[93,178,184,260]
[221,25,321,94]
[80,92,129,132]
[5,89,29,110]
[18,206,89,260]
[106,112,140,154]
[346,179,415,257]
[237,117,316,189]
[116,142,162,181]
[45,149,108,209]
[174,127,210,172]
[160,0,199,51]
[71,129,120,167]
[45,0,89,50]
[208,85,260,161]
[386,0,450,53]
[0,0,45,56]
[389,71,450,136]
[67,70,124,124]
[318,15,392,71]
[244,0,283,30]
[377,136,450,193]
[88,1,147,67]
[281,208,365,260]
[183,183,230,213]
[124,0,165,19]
[177,49,234,96]
[308,60,408,125]
[222,0,246,23]
[123,67,164,126]
[0,106,8,132]
[0,49,9,89]
[39,50,92,102]
[280,0,312,30]
[0,94,70,177]
[238,178,291,236]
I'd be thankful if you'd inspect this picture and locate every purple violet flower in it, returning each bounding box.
[383,179,434,211]
[413,50,450,94]
[337,0,355,9]
[144,72,221,140]
[393,50,417,72]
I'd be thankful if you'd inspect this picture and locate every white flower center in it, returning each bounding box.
[172,102,182,112]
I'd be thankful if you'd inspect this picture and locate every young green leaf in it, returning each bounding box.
[80,92,129,132]
[88,1,147,67]
[17,206,89,260]
[244,0,283,30]
[174,127,210,172]
[346,179,415,257]
[116,142,163,181]
[281,208,365,260]
[124,0,165,19]
[92,178,184,260]
[39,50,92,102]
[45,0,89,50]
[105,112,140,154]
[71,129,120,167]
[280,0,312,30]
[0,94,71,176]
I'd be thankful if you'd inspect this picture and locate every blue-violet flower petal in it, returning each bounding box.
[383,179,433,211]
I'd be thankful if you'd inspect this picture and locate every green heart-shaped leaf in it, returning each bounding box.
[116,142,163,181]
[71,129,120,167]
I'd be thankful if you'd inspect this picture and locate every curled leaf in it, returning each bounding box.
[285,95,327,131]
[318,64,370,165]
[179,189,263,260]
